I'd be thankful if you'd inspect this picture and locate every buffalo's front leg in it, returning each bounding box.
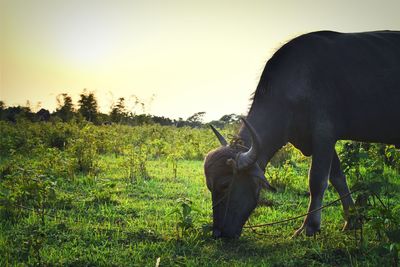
[329,151,356,230]
[294,136,335,237]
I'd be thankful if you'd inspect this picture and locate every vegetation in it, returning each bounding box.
[0,90,237,127]
[0,96,399,266]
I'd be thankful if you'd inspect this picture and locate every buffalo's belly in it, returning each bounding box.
[338,110,400,144]
[330,81,400,144]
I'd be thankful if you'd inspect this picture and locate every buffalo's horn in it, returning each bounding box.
[236,118,261,170]
[210,125,228,146]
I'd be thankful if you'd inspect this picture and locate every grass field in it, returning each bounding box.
[1,122,399,266]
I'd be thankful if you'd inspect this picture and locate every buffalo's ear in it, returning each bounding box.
[249,165,276,192]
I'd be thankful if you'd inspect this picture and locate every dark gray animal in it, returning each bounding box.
[204,30,400,238]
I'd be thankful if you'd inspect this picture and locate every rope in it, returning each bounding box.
[244,189,359,229]
[7,175,360,236]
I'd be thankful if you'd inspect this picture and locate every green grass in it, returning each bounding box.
[1,154,399,266]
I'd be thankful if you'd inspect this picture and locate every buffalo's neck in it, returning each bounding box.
[238,101,289,171]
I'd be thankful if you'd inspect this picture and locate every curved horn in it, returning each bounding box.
[236,117,261,170]
[209,124,228,146]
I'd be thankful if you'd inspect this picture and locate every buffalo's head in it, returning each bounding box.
[204,118,274,238]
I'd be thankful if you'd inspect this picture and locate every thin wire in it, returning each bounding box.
[244,189,358,229]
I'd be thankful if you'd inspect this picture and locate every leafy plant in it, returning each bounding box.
[0,166,58,265]
[122,143,149,183]
[169,198,197,238]
[67,125,99,175]
[340,141,400,264]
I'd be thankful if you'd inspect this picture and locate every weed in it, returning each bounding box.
[169,198,198,239]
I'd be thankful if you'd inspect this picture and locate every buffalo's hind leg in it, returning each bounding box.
[329,151,356,230]
[294,134,335,237]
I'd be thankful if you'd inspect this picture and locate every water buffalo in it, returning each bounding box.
[204,30,400,238]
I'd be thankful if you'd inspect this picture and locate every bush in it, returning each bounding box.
[67,125,99,175]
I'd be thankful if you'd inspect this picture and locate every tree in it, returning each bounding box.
[55,93,75,122]
[36,108,50,121]
[219,113,240,124]
[187,112,206,127]
[208,113,240,129]
[2,106,32,122]
[110,97,127,123]
[0,101,5,120]
[78,90,98,123]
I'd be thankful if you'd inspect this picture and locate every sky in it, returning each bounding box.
[1,0,399,121]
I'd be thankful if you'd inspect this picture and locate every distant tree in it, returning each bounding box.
[208,113,240,129]
[25,100,32,111]
[129,95,146,114]
[176,117,185,127]
[187,111,206,127]
[96,112,110,125]
[152,115,174,126]
[133,114,154,125]
[78,90,98,123]
[187,111,205,123]
[36,108,50,121]
[207,119,224,129]
[55,93,75,122]
[110,97,127,123]
[0,101,5,120]
[219,113,240,124]
[3,106,33,122]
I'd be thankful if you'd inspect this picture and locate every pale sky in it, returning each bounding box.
[1,0,399,121]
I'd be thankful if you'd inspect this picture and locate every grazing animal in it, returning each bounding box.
[204,30,400,238]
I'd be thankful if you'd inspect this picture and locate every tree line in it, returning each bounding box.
[0,90,240,128]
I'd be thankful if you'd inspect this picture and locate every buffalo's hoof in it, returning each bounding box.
[292,223,320,238]
[305,224,321,236]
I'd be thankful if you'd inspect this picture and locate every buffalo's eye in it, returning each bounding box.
[216,179,231,193]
